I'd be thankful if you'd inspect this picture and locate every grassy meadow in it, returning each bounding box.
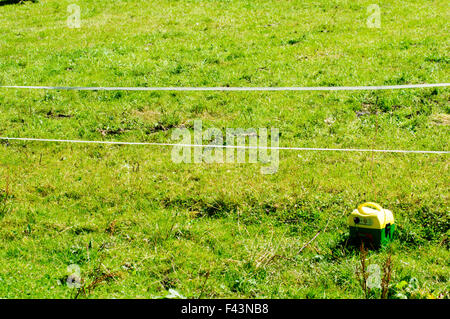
[0,0,448,298]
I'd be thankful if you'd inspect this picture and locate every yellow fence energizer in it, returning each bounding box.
[348,202,395,248]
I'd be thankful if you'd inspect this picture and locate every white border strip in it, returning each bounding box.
[0,83,449,91]
[0,137,448,154]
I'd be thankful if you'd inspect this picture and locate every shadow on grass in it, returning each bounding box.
[325,235,367,260]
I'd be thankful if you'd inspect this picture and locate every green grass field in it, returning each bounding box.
[0,0,448,298]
